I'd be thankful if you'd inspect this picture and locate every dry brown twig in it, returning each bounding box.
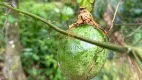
[109,1,122,31]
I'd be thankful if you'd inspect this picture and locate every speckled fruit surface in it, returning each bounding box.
[58,25,108,80]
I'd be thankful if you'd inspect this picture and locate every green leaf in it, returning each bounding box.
[61,6,74,15]
[32,54,40,61]
[77,0,82,3]
[31,68,38,76]
[90,0,94,3]
[77,0,95,11]
[7,15,16,23]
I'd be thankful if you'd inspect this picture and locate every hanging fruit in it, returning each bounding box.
[58,0,108,79]
[58,24,108,80]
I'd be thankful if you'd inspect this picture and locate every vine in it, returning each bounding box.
[0,2,141,71]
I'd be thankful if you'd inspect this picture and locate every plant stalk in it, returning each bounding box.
[0,3,130,53]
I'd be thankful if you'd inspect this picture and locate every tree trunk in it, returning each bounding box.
[2,0,27,80]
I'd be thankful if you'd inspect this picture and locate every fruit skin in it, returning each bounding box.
[58,25,108,80]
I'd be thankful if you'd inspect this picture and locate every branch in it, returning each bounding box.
[0,3,131,53]
[0,2,142,71]
[109,1,121,31]
[115,23,142,26]
[126,25,142,38]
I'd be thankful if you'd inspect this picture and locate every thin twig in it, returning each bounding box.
[133,38,142,46]
[2,8,11,34]
[109,1,121,31]
[126,25,142,38]
[115,23,142,26]
[130,58,142,80]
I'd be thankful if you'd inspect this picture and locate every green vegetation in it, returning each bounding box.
[0,0,142,80]
[19,2,70,80]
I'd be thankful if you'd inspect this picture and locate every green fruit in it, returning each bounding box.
[57,25,108,80]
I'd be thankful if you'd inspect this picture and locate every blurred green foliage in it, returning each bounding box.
[0,0,142,80]
[18,1,75,80]
[94,0,142,47]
